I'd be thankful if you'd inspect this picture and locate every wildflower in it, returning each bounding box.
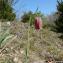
[34,17,42,30]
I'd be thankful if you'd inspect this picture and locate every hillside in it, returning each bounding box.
[0,22,63,63]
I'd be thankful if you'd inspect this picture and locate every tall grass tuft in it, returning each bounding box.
[0,29,14,48]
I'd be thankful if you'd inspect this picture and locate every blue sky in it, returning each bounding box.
[13,0,57,18]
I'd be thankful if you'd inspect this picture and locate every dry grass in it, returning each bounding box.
[0,22,63,63]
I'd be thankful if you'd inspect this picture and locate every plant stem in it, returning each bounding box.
[25,15,31,63]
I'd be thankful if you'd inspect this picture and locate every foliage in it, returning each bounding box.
[21,11,45,26]
[0,29,14,48]
[54,0,63,33]
[0,0,16,21]
[21,11,33,25]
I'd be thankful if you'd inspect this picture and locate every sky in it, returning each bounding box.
[13,0,57,18]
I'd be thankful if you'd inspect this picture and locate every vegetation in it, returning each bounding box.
[0,0,63,63]
[0,0,16,21]
[54,0,63,33]
[21,11,33,25]
[21,10,45,26]
[0,29,15,49]
[2,22,63,62]
[0,22,63,63]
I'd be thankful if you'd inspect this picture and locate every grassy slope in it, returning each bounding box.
[0,22,63,63]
